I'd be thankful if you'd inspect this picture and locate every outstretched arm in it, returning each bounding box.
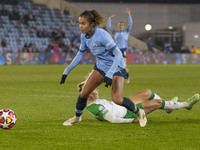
[86,103,135,123]
[126,8,131,16]
[107,14,116,34]
[104,111,134,123]
[63,50,85,75]
[60,50,85,84]
[126,8,133,32]
[63,33,87,76]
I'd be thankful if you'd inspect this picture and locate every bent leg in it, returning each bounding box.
[80,70,104,98]
[129,89,152,104]
[111,76,124,105]
[76,70,104,117]
[141,99,163,114]
[112,76,139,114]
[140,99,189,115]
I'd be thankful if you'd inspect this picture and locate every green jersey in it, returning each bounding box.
[86,99,142,123]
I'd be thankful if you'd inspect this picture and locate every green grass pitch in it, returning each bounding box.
[0,64,200,150]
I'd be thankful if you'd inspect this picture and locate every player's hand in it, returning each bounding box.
[104,76,112,88]
[109,14,116,19]
[132,118,138,123]
[126,8,131,16]
[60,74,67,84]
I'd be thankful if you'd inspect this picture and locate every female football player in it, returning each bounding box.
[72,81,199,123]
[107,8,133,83]
[60,10,147,127]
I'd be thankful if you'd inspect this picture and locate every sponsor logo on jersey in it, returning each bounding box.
[106,40,113,47]
[93,43,97,47]
[91,49,99,55]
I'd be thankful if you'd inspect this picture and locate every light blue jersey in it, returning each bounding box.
[63,27,125,79]
[107,16,133,50]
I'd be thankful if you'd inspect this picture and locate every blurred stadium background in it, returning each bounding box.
[1,1,200,149]
[0,0,200,65]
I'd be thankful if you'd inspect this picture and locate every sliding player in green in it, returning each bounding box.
[65,81,199,124]
[61,9,147,127]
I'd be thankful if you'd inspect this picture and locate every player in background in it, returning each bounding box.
[75,81,199,123]
[60,10,147,127]
[107,8,133,83]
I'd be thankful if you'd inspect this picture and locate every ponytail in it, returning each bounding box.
[80,10,105,26]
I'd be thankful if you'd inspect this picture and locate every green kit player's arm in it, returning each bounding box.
[104,111,134,123]
[87,103,134,123]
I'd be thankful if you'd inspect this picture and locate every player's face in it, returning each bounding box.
[79,16,94,36]
[118,22,125,31]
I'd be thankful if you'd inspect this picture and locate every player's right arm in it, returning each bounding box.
[87,103,134,123]
[63,50,85,75]
[107,15,116,34]
[60,34,87,84]
[104,111,134,123]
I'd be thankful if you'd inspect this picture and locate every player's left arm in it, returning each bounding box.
[62,34,87,76]
[106,46,122,79]
[104,111,134,123]
[87,103,134,123]
[62,50,86,75]
[102,31,122,80]
[126,8,133,32]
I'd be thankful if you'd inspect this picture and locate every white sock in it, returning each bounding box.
[154,93,162,100]
[163,101,188,110]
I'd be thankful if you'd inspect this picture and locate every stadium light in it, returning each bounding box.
[168,26,173,30]
[194,35,199,39]
[145,24,152,31]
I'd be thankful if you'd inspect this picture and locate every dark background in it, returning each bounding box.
[67,0,200,3]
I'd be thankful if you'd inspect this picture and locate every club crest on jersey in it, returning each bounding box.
[93,43,97,47]
[98,106,104,111]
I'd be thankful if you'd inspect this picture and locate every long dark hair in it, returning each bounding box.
[80,10,105,26]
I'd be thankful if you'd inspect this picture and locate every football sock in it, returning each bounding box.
[160,100,165,109]
[161,100,188,110]
[75,95,87,117]
[148,92,162,100]
[121,97,139,114]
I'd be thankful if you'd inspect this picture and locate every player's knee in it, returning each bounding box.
[155,100,163,108]
[144,89,152,99]
[145,89,152,94]
[79,91,89,99]
[112,95,123,105]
